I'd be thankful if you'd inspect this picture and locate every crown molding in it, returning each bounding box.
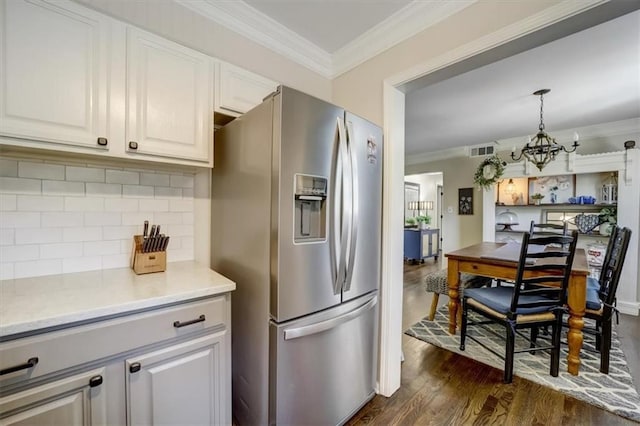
[407,117,639,165]
[175,0,332,77]
[332,1,476,78]
[175,0,477,79]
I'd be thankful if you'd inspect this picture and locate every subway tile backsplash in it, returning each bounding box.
[0,158,195,280]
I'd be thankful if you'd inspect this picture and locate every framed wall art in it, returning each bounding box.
[458,187,473,215]
[528,175,575,205]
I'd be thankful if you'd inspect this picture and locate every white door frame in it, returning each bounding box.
[377,0,607,396]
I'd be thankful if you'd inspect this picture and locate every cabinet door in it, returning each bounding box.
[126,333,227,426]
[126,28,213,164]
[0,0,111,151]
[215,61,277,116]
[0,368,106,425]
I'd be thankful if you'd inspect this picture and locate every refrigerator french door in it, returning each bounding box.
[270,293,378,425]
[273,89,382,322]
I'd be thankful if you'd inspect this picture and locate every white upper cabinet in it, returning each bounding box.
[0,1,276,167]
[126,28,213,165]
[0,0,111,151]
[215,61,277,116]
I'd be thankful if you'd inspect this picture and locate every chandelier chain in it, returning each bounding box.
[539,92,545,131]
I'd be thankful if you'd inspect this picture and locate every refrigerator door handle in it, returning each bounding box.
[330,118,342,294]
[283,295,377,340]
[343,120,359,291]
[334,117,350,293]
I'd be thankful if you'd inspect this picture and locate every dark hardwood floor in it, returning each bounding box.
[346,258,640,425]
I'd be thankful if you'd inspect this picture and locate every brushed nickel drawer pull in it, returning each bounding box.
[0,357,39,376]
[173,314,206,328]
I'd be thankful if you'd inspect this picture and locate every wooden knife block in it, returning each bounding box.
[130,235,166,275]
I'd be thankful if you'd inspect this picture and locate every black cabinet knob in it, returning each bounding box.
[130,362,142,373]
[97,137,108,146]
[89,375,103,388]
[129,141,138,150]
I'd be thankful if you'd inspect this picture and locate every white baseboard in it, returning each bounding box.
[617,300,639,316]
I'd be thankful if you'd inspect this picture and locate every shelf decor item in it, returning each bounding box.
[511,89,579,171]
[496,209,519,231]
[531,193,544,205]
[601,172,618,205]
[575,213,600,234]
[473,154,505,190]
[598,206,617,236]
[528,175,575,204]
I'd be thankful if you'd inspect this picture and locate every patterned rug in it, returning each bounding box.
[405,307,640,422]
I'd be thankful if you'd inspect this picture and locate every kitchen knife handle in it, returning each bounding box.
[162,236,170,251]
[143,220,149,238]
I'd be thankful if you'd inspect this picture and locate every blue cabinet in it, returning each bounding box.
[404,228,440,263]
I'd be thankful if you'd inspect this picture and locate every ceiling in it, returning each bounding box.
[405,8,640,157]
[181,1,639,157]
[243,0,412,53]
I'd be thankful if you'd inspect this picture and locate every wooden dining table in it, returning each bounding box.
[445,242,590,375]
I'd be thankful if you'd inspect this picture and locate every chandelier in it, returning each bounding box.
[511,89,579,171]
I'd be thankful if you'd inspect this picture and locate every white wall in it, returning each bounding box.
[0,155,196,280]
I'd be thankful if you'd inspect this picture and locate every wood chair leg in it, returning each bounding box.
[428,293,440,321]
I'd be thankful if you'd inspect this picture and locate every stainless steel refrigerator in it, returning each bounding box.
[211,86,382,425]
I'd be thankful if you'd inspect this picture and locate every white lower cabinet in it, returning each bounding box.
[126,333,225,425]
[0,296,231,426]
[0,368,107,425]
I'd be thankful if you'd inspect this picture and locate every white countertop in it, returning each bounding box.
[0,261,235,338]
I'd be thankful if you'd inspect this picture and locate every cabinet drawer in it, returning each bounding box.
[0,296,228,386]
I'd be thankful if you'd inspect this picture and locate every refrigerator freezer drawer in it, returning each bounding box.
[269,293,377,425]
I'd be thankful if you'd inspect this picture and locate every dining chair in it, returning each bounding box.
[583,225,632,374]
[459,230,579,383]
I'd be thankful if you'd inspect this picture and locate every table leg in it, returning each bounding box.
[566,274,587,375]
[447,260,460,334]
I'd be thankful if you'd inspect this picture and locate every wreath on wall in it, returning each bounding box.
[473,155,506,190]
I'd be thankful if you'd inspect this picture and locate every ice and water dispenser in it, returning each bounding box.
[294,174,327,243]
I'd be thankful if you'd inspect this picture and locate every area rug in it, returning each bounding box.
[405,307,640,422]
